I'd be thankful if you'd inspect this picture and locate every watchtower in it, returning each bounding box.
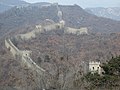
[89,61,101,74]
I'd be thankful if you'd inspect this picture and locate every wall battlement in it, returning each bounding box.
[65,27,88,35]
[5,37,45,75]
[89,61,100,65]
[89,61,101,74]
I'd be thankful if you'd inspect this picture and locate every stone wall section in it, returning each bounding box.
[5,38,45,75]
[5,38,19,57]
[65,27,88,35]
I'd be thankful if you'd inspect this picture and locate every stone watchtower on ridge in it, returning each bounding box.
[82,61,102,75]
[89,61,101,74]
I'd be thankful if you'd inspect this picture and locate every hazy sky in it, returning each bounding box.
[24,0,120,8]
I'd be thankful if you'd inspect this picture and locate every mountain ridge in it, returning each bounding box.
[0,0,29,13]
[85,7,120,21]
[0,4,120,38]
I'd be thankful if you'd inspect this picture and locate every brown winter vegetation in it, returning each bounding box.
[0,3,120,90]
[16,29,120,90]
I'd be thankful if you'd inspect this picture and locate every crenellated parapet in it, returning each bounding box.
[19,50,32,57]
[65,27,88,35]
[17,31,36,40]
[89,61,101,74]
[43,23,65,31]
[16,22,65,41]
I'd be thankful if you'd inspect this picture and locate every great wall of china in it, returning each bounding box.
[4,4,88,89]
[5,37,45,74]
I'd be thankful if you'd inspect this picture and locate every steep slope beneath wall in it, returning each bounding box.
[5,37,50,89]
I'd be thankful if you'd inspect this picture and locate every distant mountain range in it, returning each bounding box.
[85,7,120,21]
[0,0,29,13]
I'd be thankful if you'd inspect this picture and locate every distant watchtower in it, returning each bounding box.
[89,61,101,74]
[58,11,63,21]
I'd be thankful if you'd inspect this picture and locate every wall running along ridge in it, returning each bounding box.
[5,6,89,89]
